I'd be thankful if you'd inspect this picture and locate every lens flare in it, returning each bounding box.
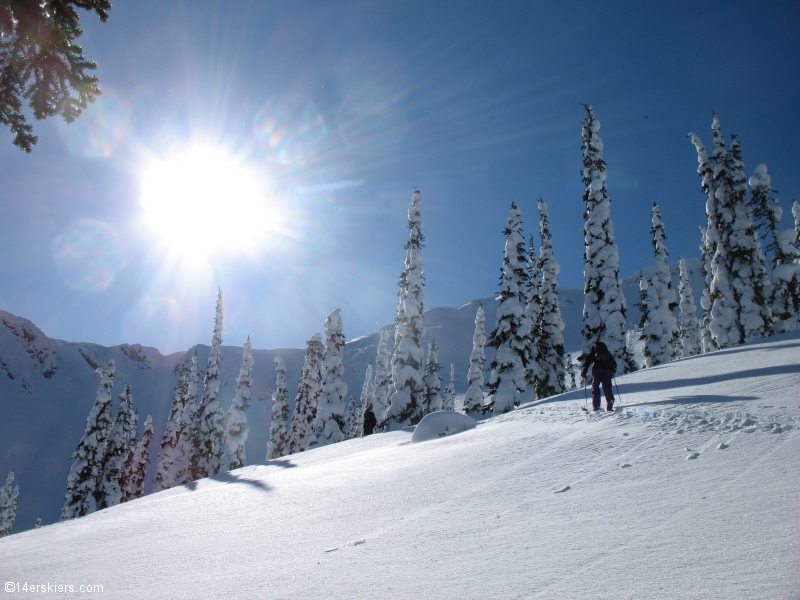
[58,90,131,158]
[52,221,125,292]
[253,94,327,165]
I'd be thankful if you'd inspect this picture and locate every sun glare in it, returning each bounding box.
[141,146,279,264]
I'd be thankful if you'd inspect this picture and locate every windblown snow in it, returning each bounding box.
[1,332,798,599]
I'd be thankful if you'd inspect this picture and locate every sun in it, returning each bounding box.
[140,146,279,264]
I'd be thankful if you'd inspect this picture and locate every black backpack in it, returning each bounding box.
[595,348,617,372]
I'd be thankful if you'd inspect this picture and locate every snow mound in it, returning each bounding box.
[411,410,476,443]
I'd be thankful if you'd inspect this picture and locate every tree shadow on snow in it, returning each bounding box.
[185,472,272,493]
[265,458,297,469]
[623,394,759,408]
[616,364,798,396]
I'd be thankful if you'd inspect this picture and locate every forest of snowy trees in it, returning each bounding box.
[11,106,789,533]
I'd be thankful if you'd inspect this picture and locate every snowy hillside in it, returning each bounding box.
[1,331,798,598]
[0,259,705,532]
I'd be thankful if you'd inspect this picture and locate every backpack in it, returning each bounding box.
[595,348,617,372]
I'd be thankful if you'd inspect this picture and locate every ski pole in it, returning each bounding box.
[583,377,588,412]
[613,376,623,407]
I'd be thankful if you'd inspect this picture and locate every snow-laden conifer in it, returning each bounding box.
[637,276,665,368]
[535,199,566,398]
[0,470,19,537]
[175,355,199,486]
[153,369,189,492]
[194,289,225,478]
[580,105,637,373]
[61,360,115,520]
[222,337,254,471]
[726,137,773,340]
[749,165,800,331]
[638,204,679,367]
[485,203,529,414]
[266,356,290,460]
[462,305,486,415]
[98,384,137,509]
[288,334,324,454]
[690,116,739,348]
[356,364,374,437]
[524,234,541,392]
[385,189,426,429]
[35,517,41,529]
[313,309,347,447]
[443,364,455,411]
[124,415,152,501]
[372,329,391,424]
[564,354,577,392]
[795,201,800,251]
[698,227,714,352]
[422,340,443,414]
[678,258,702,357]
[345,395,359,440]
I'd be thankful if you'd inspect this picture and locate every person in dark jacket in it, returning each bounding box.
[580,341,617,411]
[363,404,377,436]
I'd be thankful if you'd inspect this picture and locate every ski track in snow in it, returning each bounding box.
[0,332,798,598]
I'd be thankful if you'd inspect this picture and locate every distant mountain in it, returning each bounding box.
[0,260,705,532]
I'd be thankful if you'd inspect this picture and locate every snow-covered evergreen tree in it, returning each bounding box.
[463,305,486,415]
[222,336,254,471]
[698,227,714,352]
[422,340,443,414]
[313,309,347,448]
[193,289,225,479]
[795,201,800,252]
[35,517,41,529]
[372,329,391,425]
[443,364,455,411]
[678,258,702,357]
[580,105,637,373]
[176,355,199,485]
[637,204,679,367]
[727,136,773,340]
[0,470,19,537]
[288,334,325,454]
[153,369,188,492]
[564,354,577,392]
[535,199,566,398]
[61,360,115,520]
[385,189,426,429]
[345,395,359,440]
[690,116,772,347]
[266,356,290,460]
[356,364,374,438]
[124,415,152,501]
[524,234,541,393]
[98,384,137,509]
[749,165,800,331]
[485,203,529,415]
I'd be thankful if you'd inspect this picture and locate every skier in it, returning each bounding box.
[580,341,617,412]
[363,404,377,436]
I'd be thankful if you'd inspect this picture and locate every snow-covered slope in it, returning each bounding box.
[1,331,797,598]
[0,258,707,533]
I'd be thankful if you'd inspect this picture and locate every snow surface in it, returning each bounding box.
[2,332,798,598]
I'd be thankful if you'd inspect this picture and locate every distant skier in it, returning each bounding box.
[580,341,617,412]
[363,404,377,436]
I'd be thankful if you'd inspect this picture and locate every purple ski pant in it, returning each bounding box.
[591,369,614,409]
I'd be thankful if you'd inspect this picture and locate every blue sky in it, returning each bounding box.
[0,0,797,354]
